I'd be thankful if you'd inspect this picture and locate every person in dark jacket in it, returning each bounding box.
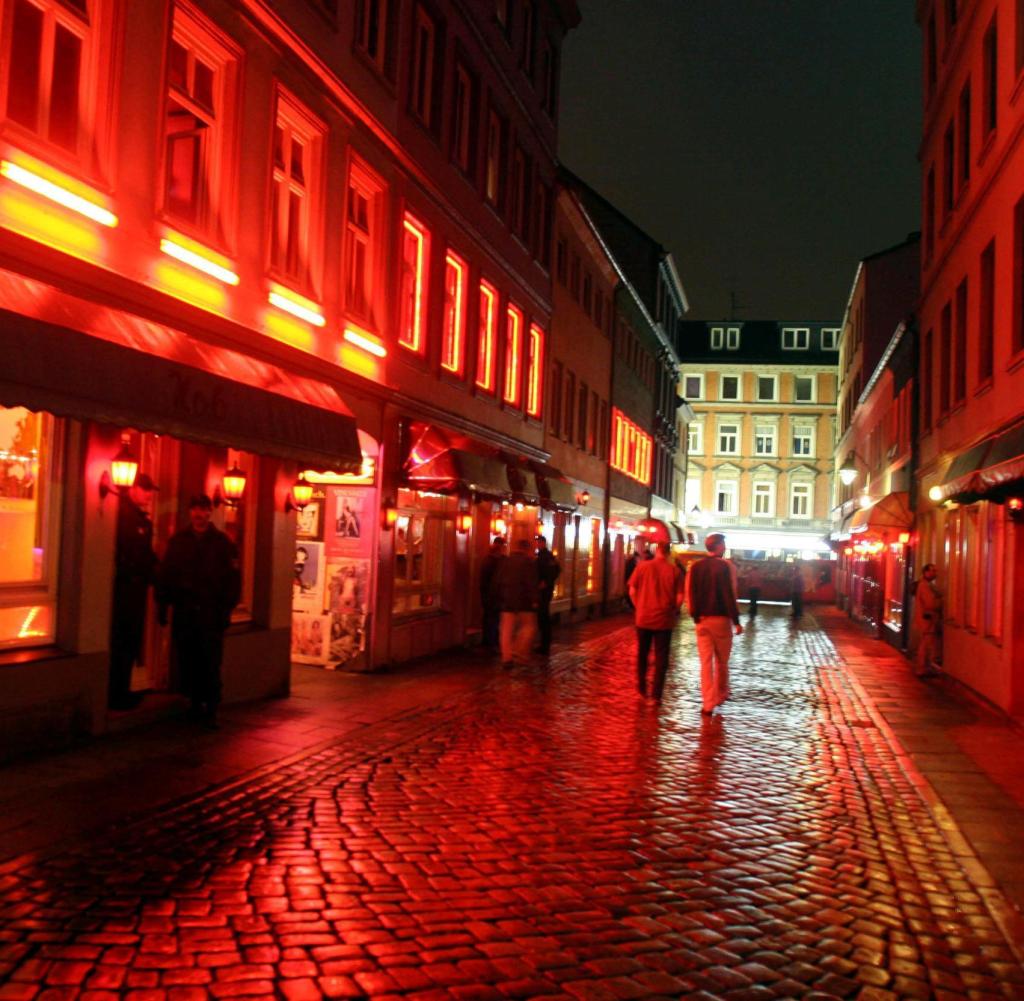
[534,535,561,655]
[157,494,240,727]
[108,473,159,710]
[478,536,507,649]
[494,538,539,667]
[789,563,805,620]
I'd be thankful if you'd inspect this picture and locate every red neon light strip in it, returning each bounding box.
[476,281,497,391]
[442,252,466,374]
[526,324,544,417]
[399,214,427,353]
[503,304,522,405]
[610,408,652,485]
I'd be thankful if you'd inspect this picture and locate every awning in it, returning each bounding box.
[506,460,541,504]
[850,492,912,535]
[528,460,577,511]
[0,306,362,472]
[403,423,518,499]
[937,438,997,501]
[976,421,1024,493]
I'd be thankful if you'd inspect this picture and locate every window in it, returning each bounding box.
[943,121,955,215]
[563,370,575,441]
[983,501,1004,640]
[953,278,967,405]
[450,60,477,174]
[922,327,934,430]
[782,327,809,350]
[726,326,740,349]
[717,422,739,455]
[503,303,523,405]
[715,480,737,516]
[754,424,776,457]
[398,213,429,354]
[441,251,467,375]
[548,359,562,433]
[393,491,450,615]
[710,326,724,349]
[983,19,997,138]
[343,157,383,324]
[495,0,509,34]
[555,236,567,284]
[581,272,592,317]
[520,0,535,78]
[792,426,814,458]
[958,81,971,189]
[354,0,392,77]
[539,37,558,118]
[940,300,952,413]
[720,375,739,401]
[509,145,529,241]
[593,291,604,331]
[269,90,324,289]
[926,13,937,96]
[821,328,839,350]
[683,374,704,400]
[979,240,995,385]
[161,10,238,236]
[526,324,544,417]
[756,375,777,401]
[484,105,505,208]
[569,254,580,301]
[534,181,552,269]
[589,388,598,453]
[794,376,815,402]
[0,405,61,648]
[577,381,588,448]
[925,166,936,261]
[1018,0,1024,75]
[3,0,92,157]
[752,481,774,517]
[790,482,812,519]
[599,400,609,459]
[475,279,498,391]
[1016,194,1024,355]
[410,4,439,130]
[687,422,703,455]
[610,408,652,485]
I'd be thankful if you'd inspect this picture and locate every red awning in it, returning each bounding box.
[849,492,912,535]
[403,423,511,499]
[937,419,1024,502]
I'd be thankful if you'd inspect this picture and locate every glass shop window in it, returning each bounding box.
[0,405,61,648]
[392,488,451,615]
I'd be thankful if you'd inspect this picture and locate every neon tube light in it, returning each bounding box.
[344,325,387,358]
[442,252,466,374]
[399,214,427,352]
[160,237,239,285]
[268,284,326,326]
[476,281,497,391]
[526,323,544,417]
[504,304,522,405]
[0,160,117,227]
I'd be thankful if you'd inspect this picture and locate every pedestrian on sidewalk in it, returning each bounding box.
[624,546,640,608]
[494,538,539,667]
[686,533,743,715]
[534,535,561,655]
[789,563,805,620]
[479,536,506,650]
[628,542,686,700]
[157,494,241,728]
[743,565,764,618]
[912,562,943,678]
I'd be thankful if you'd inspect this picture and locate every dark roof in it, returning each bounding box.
[677,321,840,366]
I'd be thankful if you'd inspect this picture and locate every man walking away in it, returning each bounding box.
[744,565,764,619]
[479,536,507,650]
[494,538,539,667]
[686,533,743,715]
[629,542,685,700]
[157,494,241,728]
[535,535,561,655]
[913,563,942,678]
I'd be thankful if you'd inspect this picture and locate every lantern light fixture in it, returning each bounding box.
[576,489,590,506]
[382,498,399,529]
[838,451,866,487]
[285,473,314,513]
[215,465,247,508]
[928,485,944,503]
[457,512,473,533]
[99,441,139,501]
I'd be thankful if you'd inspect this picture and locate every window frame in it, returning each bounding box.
[398,211,429,355]
[781,327,810,350]
[752,480,775,517]
[793,375,816,403]
[502,301,524,406]
[726,326,740,350]
[714,478,738,516]
[450,55,477,176]
[441,250,467,376]
[792,425,815,458]
[717,420,739,456]
[753,423,777,458]
[409,2,441,134]
[475,278,498,393]
[683,373,704,401]
[790,481,813,520]
[353,0,394,79]
[756,374,778,402]
[820,328,840,350]
[526,323,544,418]
[687,421,703,456]
[719,374,740,401]
[483,102,505,210]
[710,326,724,350]
[342,155,385,329]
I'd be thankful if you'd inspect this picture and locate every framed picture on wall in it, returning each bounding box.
[291,612,331,664]
[292,540,326,612]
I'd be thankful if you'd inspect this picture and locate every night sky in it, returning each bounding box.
[559,1,922,322]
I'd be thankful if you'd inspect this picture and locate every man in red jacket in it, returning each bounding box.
[628,542,685,700]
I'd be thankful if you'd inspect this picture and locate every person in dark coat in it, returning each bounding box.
[108,474,159,710]
[534,535,561,655]
[479,536,507,649]
[157,494,240,727]
[789,563,805,620]
[623,547,640,608]
[494,538,539,667]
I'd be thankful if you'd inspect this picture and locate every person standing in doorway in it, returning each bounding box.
[534,535,561,655]
[479,536,507,650]
[744,565,764,618]
[629,542,686,700]
[686,533,743,715]
[913,563,942,678]
[789,563,805,620]
[157,494,240,728]
[108,473,160,710]
[494,538,539,667]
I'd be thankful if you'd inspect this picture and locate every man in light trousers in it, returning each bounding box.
[685,533,743,715]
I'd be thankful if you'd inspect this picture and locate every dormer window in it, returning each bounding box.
[782,327,809,350]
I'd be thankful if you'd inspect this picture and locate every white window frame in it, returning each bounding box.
[683,373,704,401]
[715,479,738,516]
[710,326,724,349]
[687,421,703,456]
[752,481,775,517]
[719,374,740,401]
[717,421,739,455]
[793,375,816,403]
[792,425,815,458]
[756,374,778,402]
[726,326,740,349]
[754,424,776,457]
[782,327,810,350]
[790,481,813,519]
[821,327,840,350]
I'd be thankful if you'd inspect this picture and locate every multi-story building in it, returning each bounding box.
[678,321,839,558]
[915,0,1024,713]
[0,0,578,757]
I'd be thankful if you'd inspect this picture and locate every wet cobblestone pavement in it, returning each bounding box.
[2,610,1023,1000]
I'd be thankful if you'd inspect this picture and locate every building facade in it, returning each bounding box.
[915,0,1024,713]
[0,0,579,757]
[678,321,839,558]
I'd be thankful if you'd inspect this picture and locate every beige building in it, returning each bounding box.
[678,321,839,556]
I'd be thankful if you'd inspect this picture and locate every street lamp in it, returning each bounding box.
[838,453,860,487]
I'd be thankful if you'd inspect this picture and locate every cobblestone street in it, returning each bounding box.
[2,609,1023,1000]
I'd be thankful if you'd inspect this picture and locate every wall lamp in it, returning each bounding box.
[576,489,590,506]
[214,465,247,508]
[99,442,139,501]
[838,451,866,487]
[382,498,399,529]
[457,512,473,534]
[285,473,314,513]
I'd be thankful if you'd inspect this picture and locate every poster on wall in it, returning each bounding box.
[326,487,373,559]
[295,500,323,541]
[291,612,331,664]
[292,540,325,612]
[329,611,367,668]
[326,558,370,615]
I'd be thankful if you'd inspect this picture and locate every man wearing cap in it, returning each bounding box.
[158,494,241,728]
[686,533,743,715]
[108,473,160,710]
